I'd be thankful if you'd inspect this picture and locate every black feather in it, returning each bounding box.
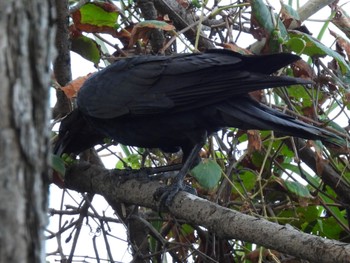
[54,49,341,159]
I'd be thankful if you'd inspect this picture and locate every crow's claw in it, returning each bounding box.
[154,182,197,211]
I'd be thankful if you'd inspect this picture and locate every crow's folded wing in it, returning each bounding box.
[77,50,310,119]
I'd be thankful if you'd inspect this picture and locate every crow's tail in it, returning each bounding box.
[217,96,343,146]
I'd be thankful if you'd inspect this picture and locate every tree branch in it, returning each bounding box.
[136,0,166,54]
[64,162,350,263]
[289,138,350,205]
[153,0,215,50]
[297,0,335,22]
[53,0,72,118]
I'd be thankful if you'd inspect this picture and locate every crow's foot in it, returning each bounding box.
[154,182,197,210]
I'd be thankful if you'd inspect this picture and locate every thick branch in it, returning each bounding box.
[53,0,72,118]
[289,138,350,205]
[137,0,165,53]
[0,1,53,261]
[154,0,215,50]
[64,162,350,263]
[297,0,335,22]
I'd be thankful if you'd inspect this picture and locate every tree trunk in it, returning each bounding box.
[0,1,54,262]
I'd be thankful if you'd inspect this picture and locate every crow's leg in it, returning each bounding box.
[154,142,202,208]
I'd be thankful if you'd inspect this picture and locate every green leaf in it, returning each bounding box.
[284,180,312,198]
[300,206,322,224]
[79,2,119,28]
[115,153,141,169]
[279,163,320,187]
[321,117,348,135]
[251,0,274,33]
[250,0,288,51]
[71,35,101,64]
[319,187,348,227]
[285,37,306,54]
[232,169,257,194]
[278,143,295,158]
[316,218,324,233]
[181,224,194,236]
[51,154,66,176]
[287,31,350,74]
[191,159,221,190]
[318,217,343,239]
[237,132,248,143]
[281,3,300,21]
[278,206,321,229]
[149,219,163,253]
[251,151,270,171]
[284,85,316,107]
[191,0,201,8]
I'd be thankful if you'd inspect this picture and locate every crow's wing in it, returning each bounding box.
[77,50,309,119]
[216,96,342,145]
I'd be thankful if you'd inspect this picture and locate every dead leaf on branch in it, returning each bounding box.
[329,29,350,61]
[128,20,175,48]
[247,130,262,153]
[61,74,92,99]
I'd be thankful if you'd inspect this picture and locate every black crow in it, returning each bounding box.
[54,49,339,205]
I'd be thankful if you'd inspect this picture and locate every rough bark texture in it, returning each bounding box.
[65,162,350,263]
[297,0,335,22]
[52,0,71,118]
[0,1,54,262]
[137,0,166,54]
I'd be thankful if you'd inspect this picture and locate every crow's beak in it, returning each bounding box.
[53,132,70,156]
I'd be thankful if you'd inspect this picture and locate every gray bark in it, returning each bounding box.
[297,0,335,22]
[65,162,350,263]
[0,1,54,262]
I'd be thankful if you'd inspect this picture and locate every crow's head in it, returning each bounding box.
[54,109,105,156]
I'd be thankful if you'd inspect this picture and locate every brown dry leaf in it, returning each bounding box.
[344,92,350,105]
[315,152,328,177]
[176,0,190,9]
[52,170,65,189]
[298,197,311,208]
[317,75,338,92]
[302,106,317,119]
[247,130,262,153]
[328,58,340,73]
[329,29,350,61]
[246,249,283,263]
[331,6,350,39]
[61,74,92,99]
[128,21,175,48]
[249,90,264,102]
[280,4,301,29]
[114,25,133,47]
[291,59,315,81]
[250,17,269,42]
[220,43,253,54]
